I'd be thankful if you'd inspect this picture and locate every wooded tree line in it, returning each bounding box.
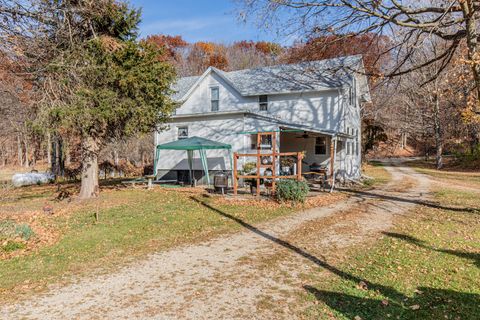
[0,0,175,198]
[1,0,479,199]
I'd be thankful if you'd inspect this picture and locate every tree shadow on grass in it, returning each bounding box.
[191,196,480,320]
[340,188,480,214]
[384,232,480,269]
[305,286,480,320]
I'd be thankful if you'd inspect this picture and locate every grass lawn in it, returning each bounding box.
[362,161,391,186]
[406,158,480,187]
[302,166,480,319]
[0,182,305,300]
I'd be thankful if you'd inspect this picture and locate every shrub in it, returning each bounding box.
[276,179,309,203]
[1,241,26,252]
[0,220,34,241]
[15,224,34,241]
[242,162,257,174]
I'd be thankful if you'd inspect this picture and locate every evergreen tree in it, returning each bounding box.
[41,0,176,198]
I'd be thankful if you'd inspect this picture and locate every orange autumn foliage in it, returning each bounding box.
[145,34,187,62]
[285,33,391,76]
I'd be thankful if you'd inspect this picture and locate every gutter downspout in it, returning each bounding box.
[330,134,338,193]
[329,88,343,193]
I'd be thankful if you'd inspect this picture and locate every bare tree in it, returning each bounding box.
[238,1,480,109]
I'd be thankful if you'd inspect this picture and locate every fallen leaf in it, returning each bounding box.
[357,281,368,290]
[410,304,420,310]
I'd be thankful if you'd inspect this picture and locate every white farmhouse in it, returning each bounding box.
[154,55,370,184]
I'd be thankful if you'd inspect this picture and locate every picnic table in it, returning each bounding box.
[121,175,156,189]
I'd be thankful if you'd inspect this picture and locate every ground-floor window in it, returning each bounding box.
[251,134,272,149]
[315,137,327,155]
[178,126,188,139]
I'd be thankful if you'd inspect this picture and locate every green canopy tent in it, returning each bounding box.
[153,136,233,186]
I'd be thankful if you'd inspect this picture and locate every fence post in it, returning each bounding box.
[297,152,302,181]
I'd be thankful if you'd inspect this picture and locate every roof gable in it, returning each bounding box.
[172,67,243,102]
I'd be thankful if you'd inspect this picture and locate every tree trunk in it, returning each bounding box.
[32,146,36,167]
[79,136,100,199]
[433,90,443,170]
[64,141,71,167]
[24,135,29,168]
[17,134,23,167]
[47,132,52,169]
[112,149,119,178]
[53,135,63,177]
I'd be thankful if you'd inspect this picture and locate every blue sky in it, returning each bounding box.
[129,0,280,44]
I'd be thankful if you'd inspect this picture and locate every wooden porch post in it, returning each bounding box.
[233,152,238,195]
[296,152,302,181]
[256,133,261,196]
[271,131,277,194]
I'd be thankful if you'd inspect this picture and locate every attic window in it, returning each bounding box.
[259,95,268,111]
[211,87,219,111]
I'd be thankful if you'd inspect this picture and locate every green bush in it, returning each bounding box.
[275,179,309,203]
[15,224,34,241]
[242,162,257,174]
[1,241,26,252]
[0,220,34,241]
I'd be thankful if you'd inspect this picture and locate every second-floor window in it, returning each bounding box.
[259,95,268,111]
[356,130,359,156]
[211,87,219,111]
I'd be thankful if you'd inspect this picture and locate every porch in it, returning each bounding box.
[279,128,337,174]
[233,129,347,195]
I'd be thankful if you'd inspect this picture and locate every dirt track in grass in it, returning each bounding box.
[1,161,432,319]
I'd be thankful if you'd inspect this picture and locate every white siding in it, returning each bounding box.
[267,91,341,132]
[156,114,244,171]
[175,70,343,131]
[176,72,257,115]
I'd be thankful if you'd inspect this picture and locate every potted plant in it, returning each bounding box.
[261,156,272,165]
[242,162,263,194]
[280,156,295,175]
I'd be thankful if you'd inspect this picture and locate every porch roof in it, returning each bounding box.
[246,113,355,139]
[170,110,355,139]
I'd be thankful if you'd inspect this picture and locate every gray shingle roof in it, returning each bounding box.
[172,75,199,101]
[172,55,364,101]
